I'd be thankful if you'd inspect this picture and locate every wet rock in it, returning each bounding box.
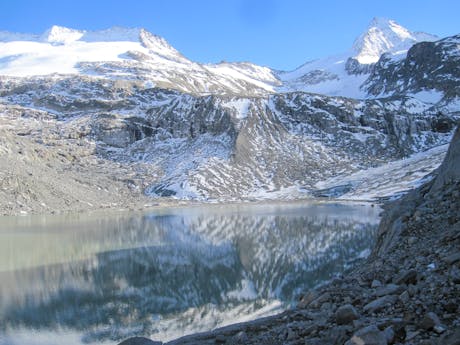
[118,337,162,345]
[335,304,359,325]
[345,325,387,345]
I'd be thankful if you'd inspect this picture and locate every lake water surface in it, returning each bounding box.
[0,202,380,344]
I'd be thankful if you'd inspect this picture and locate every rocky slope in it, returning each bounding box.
[117,126,459,345]
[0,67,458,214]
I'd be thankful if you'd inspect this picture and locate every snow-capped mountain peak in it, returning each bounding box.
[138,29,188,62]
[40,25,84,44]
[352,17,437,64]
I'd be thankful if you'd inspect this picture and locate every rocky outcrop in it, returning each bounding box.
[363,35,460,98]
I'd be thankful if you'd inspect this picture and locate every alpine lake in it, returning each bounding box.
[0,201,381,345]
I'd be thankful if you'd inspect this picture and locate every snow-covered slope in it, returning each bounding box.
[0,26,279,96]
[278,17,438,98]
[0,19,440,98]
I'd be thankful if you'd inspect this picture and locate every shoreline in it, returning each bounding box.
[0,195,381,219]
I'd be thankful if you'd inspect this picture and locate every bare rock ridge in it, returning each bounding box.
[116,127,459,344]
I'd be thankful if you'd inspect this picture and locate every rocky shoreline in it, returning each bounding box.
[119,127,460,345]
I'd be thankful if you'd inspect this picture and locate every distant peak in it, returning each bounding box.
[139,29,188,63]
[41,25,84,44]
[368,17,393,28]
[352,18,437,64]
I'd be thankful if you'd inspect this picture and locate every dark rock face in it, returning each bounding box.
[363,35,460,97]
[345,57,374,75]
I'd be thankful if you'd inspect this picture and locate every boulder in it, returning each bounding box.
[336,304,359,325]
[345,325,388,345]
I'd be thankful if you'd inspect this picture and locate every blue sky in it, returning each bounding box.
[0,0,459,70]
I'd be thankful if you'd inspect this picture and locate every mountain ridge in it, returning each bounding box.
[0,19,446,98]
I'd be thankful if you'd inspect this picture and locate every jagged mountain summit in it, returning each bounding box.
[352,17,438,64]
[278,17,439,98]
[0,19,441,98]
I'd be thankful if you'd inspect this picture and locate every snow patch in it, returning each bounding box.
[221,98,251,119]
[315,144,449,201]
[411,90,444,104]
[226,279,258,301]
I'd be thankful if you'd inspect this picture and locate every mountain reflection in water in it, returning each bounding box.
[0,202,380,344]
